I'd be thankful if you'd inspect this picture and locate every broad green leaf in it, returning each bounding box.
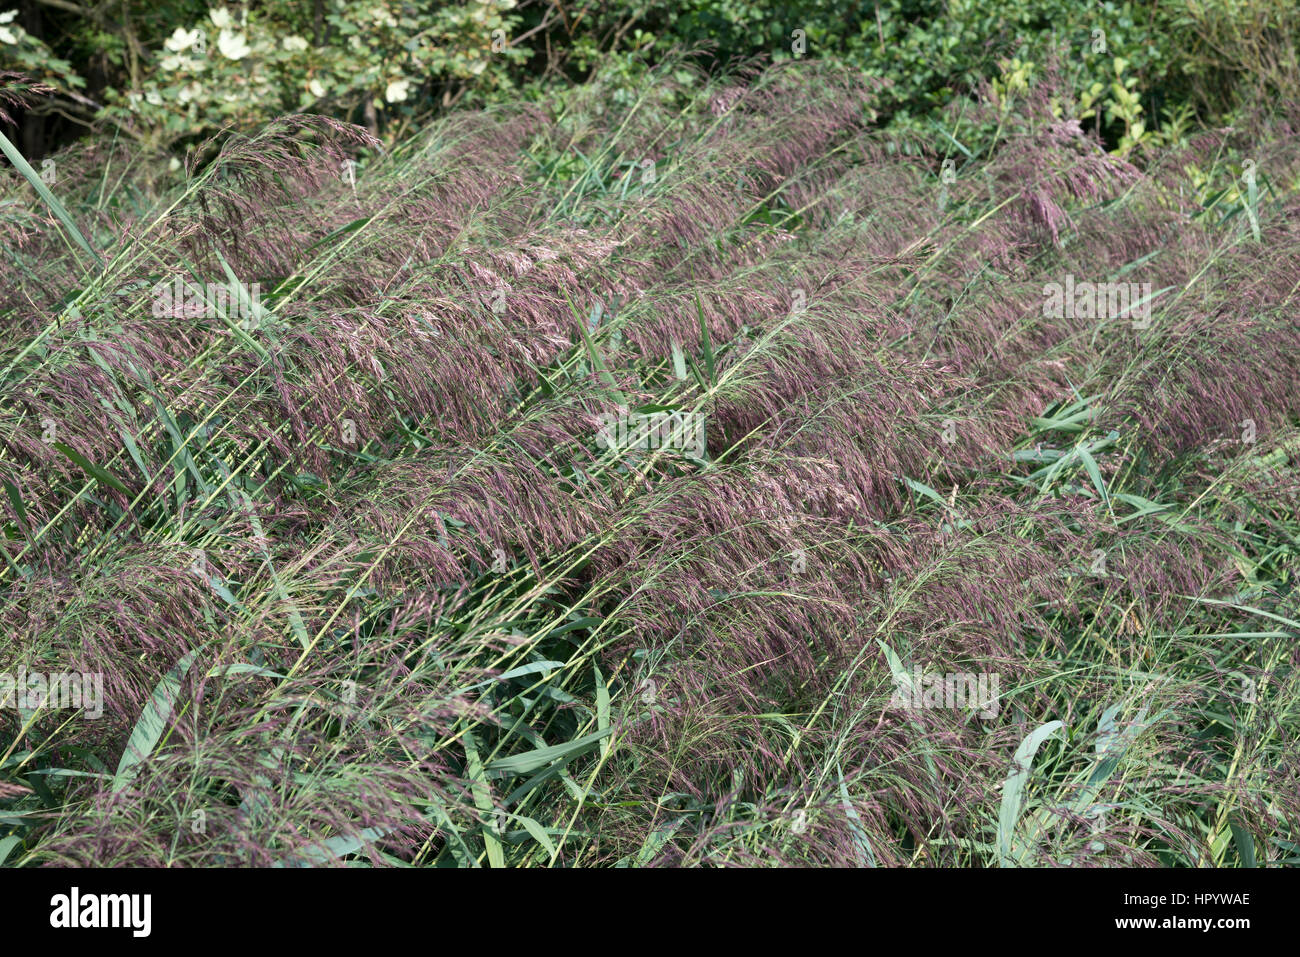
[112,648,200,792]
[595,663,611,758]
[463,730,504,868]
[1230,818,1257,868]
[303,216,373,254]
[2,479,29,534]
[453,660,567,696]
[513,813,559,858]
[276,825,391,867]
[51,442,132,498]
[484,729,612,776]
[0,835,23,865]
[671,340,688,381]
[998,719,1064,867]
[1076,444,1109,505]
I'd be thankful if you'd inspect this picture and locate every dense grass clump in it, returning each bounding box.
[1,59,1297,867]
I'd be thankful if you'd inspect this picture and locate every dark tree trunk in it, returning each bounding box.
[19,0,44,159]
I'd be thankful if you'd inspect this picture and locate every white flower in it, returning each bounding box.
[160,54,184,71]
[0,10,17,24]
[168,157,181,172]
[217,28,250,60]
[164,26,202,52]
[308,78,327,98]
[145,89,164,106]
[282,35,308,52]
[0,26,16,45]
[469,59,487,75]
[178,81,203,104]
[209,7,232,29]
[384,78,409,103]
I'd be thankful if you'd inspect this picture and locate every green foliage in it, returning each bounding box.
[566,0,1300,155]
[5,0,1300,160]
[6,1,527,151]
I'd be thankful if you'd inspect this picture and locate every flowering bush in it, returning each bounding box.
[2,1,526,152]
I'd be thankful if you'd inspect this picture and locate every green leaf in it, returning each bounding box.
[998,719,1064,867]
[901,474,952,511]
[463,729,504,868]
[51,442,132,498]
[303,216,373,254]
[112,648,200,792]
[420,798,478,868]
[513,813,559,858]
[1116,284,1176,323]
[484,729,612,776]
[210,248,272,360]
[453,660,567,696]
[544,617,602,641]
[670,340,688,381]
[614,818,686,867]
[0,835,23,865]
[595,663,611,758]
[276,825,391,867]
[567,291,626,405]
[1076,444,1109,506]
[2,479,29,535]
[1182,596,1300,631]
[1113,492,1172,523]
[874,636,911,692]
[837,762,878,867]
[1230,819,1257,867]
[1070,703,1152,818]
[0,129,104,269]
